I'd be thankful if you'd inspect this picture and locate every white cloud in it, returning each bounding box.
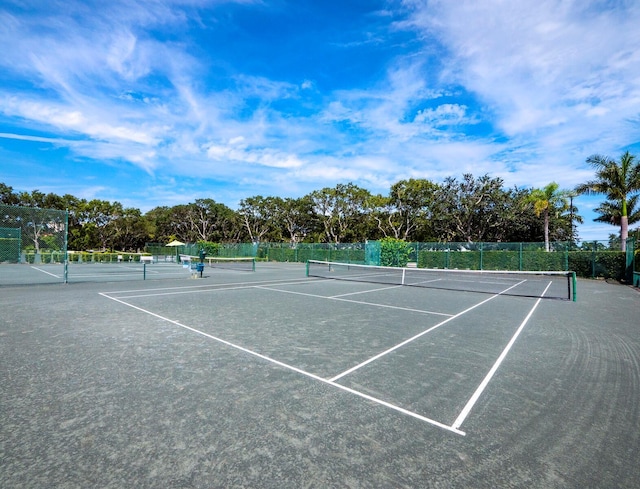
[402,0,640,146]
[205,140,304,169]
[414,104,475,126]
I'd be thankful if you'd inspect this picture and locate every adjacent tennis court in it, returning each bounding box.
[1,261,639,488]
[0,257,257,286]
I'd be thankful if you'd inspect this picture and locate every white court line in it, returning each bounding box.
[102,275,536,435]
[327,281,527,382]
[106,278,316,299]
[330,284,403,298]
[99,292,465,436]
[112,279,322,300]
[451,281,552,430]
[30,266,61,278]
[256,285,453,317]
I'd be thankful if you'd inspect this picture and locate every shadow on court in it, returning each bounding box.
[1,263,639,488]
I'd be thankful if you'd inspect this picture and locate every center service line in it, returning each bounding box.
[327,282,527,383]
[451,282,552,430]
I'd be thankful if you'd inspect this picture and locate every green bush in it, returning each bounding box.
[568,251,626,280]
[198,242,222,257]
[416,248,626,279]
[380,238,411,267]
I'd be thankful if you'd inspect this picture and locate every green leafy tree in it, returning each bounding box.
[309,183,373,243]
[497,187,540,242]
[576,151,640,251]
[370,179,438,240]
[78,199,123,251]
[8,190,69,254]
[275,196,317,245]
[144,206,176,244]
[164,199,238,243]
[238,196,281,243]
[110,208,152,251]
[591,195,640,248]
[187,199,226,242]
[0,183,19,205]
[432,174,514,243]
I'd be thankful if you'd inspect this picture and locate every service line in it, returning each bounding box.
[255,285,453,317]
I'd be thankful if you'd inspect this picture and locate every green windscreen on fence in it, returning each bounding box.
[0,227,21,263]
[627,237,639,287]
[143,240,629,280]
[625,237,635,282]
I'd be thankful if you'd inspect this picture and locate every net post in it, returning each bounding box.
[401,267,406,285]
[143,262,146,280]
[305,260,310,277]
[571,272,577,302]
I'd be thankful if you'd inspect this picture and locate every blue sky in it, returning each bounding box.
[1,0,640,241]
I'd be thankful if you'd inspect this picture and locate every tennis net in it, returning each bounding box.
[306,260,576,301]
[206,257,256,272]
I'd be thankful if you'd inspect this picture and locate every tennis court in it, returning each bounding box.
[0,257,256,286]
[1,262,639,488]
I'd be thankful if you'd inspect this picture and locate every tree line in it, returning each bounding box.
[1,151,639,252]
[0,175,577,251]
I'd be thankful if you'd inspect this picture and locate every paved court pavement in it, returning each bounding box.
[1,264,639,488]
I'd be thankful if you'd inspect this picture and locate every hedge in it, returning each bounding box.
[417,249,627,279]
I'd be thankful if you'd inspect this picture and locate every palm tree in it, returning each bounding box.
[575,151,640,251]
[593,195,640,227]
[527,182,570,251]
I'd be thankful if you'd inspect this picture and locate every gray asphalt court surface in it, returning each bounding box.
[1,262,639,488]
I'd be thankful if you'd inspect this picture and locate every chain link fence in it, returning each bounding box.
[0,204,68,264]
[0,204,68,285]
[147,240,633,280]
[2,228,634,285]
